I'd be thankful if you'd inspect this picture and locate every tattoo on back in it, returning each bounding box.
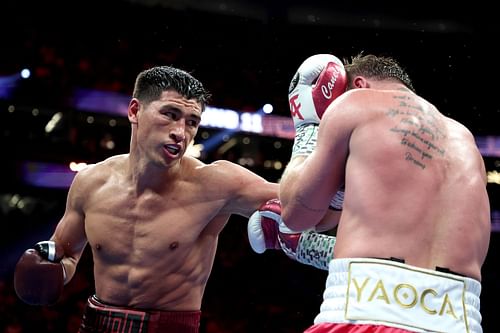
[386,94,446,170]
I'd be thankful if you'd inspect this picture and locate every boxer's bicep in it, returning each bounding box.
[223,163,279,218]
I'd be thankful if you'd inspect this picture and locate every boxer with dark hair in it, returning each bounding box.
[14,65,286,333]
[279,53,490,333]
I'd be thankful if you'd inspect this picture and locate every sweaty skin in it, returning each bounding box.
[51,90,278,310]
[280,82,490,281]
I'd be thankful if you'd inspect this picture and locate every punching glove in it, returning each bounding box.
[247,198,283,253]
[288,53,347,158]
[14,241,66,305]
[248,199,336,270]
[247,199,304,255]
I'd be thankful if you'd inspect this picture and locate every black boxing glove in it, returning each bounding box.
[14,241,66,306]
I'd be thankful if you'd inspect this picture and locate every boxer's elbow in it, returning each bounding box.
[60,256,79,285]
[280,189,305,231]
[281,202,322,232]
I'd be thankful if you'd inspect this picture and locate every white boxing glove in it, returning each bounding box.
[247,198,307,255]
[288,54,347,128]
[247,198,310,260]
[247,199,336,270]
[288,54,347,158]
[247,199,283,253]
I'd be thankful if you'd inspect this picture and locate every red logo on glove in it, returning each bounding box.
[289,94,303,120]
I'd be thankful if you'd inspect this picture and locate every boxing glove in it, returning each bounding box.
[288,53,347,129]
[288,54,347,158]
[247,198,283,253]
[247,198,302,254]
[247,199,336,270]
[14,241,66,305]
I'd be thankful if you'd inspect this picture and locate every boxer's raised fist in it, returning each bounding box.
[288,54,347,128]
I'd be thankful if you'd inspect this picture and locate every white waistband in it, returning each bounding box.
[314,258,482,333]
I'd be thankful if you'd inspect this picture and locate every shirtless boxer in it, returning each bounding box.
[13,65,285,333]
[279,53,490,333]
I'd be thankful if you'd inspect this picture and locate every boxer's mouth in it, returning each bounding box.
[164,144,181,155]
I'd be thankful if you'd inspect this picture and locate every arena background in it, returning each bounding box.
[1,0,499,332]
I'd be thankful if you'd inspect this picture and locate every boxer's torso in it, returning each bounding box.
[80,154,243,310]
[334,88,490,280]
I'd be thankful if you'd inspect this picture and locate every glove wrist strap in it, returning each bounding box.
[280,230,335,271]
[292,123,318,159]
[34,241,57,262]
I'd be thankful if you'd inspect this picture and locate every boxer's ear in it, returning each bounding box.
[128,98,140,124]
[353,76,368,88]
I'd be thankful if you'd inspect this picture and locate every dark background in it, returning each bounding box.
[0,0,499,332]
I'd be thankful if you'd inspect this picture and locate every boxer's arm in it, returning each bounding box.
[316,209,341,232]
[219,159,338,269]
[50,170,89,283]
[215,160,279,218]
[219,53,348,220]
[280,92,357,231]
[14,170,89,305]
[50,208,87,284]
[248,199,339,270]
[283,54,348,224]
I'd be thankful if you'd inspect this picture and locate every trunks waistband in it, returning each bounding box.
[314,258,482,333]
[79,295,201,333]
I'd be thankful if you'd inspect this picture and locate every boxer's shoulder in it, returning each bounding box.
[205,159,251,178]
[197,159,270,194]
[68,156,124,199]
